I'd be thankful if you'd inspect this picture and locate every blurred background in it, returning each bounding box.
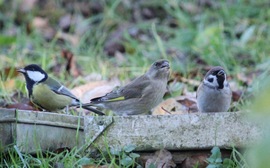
[2,0,269,110]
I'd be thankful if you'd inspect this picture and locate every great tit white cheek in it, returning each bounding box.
[27,71,46,82]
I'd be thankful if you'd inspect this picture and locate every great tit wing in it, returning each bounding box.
[91,75,150,103]
[44,77,79,100]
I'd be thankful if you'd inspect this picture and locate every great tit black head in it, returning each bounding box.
[17,64,48,97]
[17,64,104,115]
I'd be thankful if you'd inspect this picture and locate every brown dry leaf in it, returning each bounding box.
[104,24,128,56]
[237,72,257,86]
[176,96,198,113]
[232,90,243,102]
[53,147,71,154]
[1,67,20,79]
[9,91,29,103]
[180,2,201,14]
[181,154,208,168]
[71,80,120,103]
[171,73,200,87]
[2,79,16,91]
[6,102,38,111]
[153,93,198,115]
[114,51,126,65]
[2,67,19,95]
[145,149,176,168]
[61,50,82,77]
[32,17,56,41]
[32,17,48,29]
[49,62,63,76]
[180,77,200,86]
[152,98,187,115]
[56,32,79,46]
[71,81,109,98]
[59,14,72,32]
[19,0,37,12]
[197,0,217,8]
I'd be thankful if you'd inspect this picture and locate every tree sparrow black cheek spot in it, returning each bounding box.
[207,78,214,83]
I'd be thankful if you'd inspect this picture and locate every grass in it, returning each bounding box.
[1,140,142,167]
[0,0,270,167]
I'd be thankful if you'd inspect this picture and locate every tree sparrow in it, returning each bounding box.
[196,66,232,112]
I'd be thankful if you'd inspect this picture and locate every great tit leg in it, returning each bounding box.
[65,106,69,114]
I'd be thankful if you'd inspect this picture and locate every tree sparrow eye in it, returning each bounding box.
[217,70,225,76]
[207,78,214,83]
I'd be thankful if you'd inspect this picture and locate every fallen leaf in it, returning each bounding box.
[59,14,72,32]
[180,2,201,14]
[197,0,217,8]
[115,51,126,64]
[232,90,243,102]
[152,98,187,115]
[175,76,200,87]
[142,8,155,20]
[234,18,249,35]
[53,147,71,154]
[2,79,16,91]
[177,97,196,107]
[104,41,125,57]
[240,25,256,46]
[104,24,128,56]
[176,96,198,113]
[56,32,79,46]
[181,154,208,168]
[74,16,90,36]
[19,0,37,12]
[145,149,176,168]
[6,102,38,111]
[32,17,48,29]
[61,49,82,77]
[32,17,56,41]
[49,62,64,77]
[71,80,121,103]
[237,72,258,86]
[153,93,198,115]
[1,67,20,79]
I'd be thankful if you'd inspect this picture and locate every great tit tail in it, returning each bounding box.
[80,104,105,115]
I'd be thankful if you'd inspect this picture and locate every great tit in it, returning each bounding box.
[17,64,104,115]
[88,59,170,116]
[196,66,232,112]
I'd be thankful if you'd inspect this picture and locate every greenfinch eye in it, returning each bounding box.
[155,62,161,67]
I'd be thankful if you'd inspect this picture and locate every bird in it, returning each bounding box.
[196,66,232,112]
[17,64,104,115]
[88,59,170,116]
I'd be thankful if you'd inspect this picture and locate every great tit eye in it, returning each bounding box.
[208,78,214,83]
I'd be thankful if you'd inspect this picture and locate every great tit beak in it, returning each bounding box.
[17,68,26,73]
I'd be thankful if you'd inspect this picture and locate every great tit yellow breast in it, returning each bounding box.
[31,83,74,111]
